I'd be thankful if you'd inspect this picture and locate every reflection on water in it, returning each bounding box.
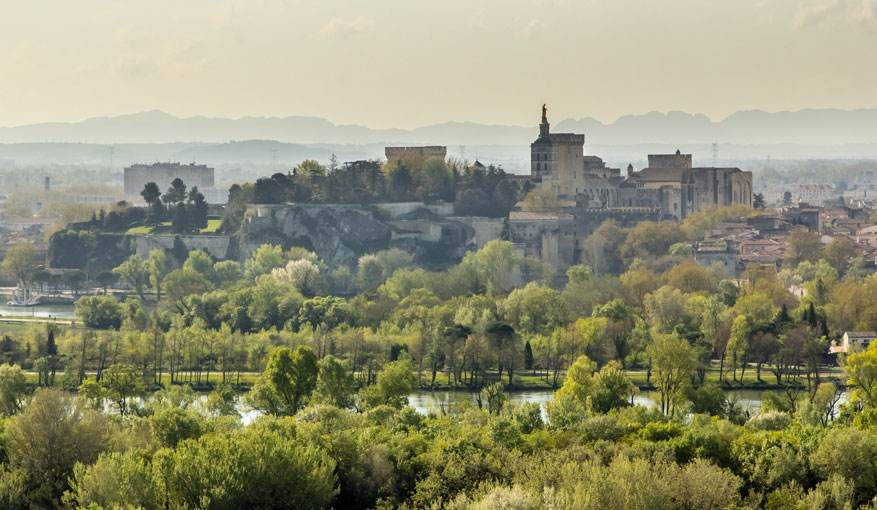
[0,303,77,319]
[408,388,851,417]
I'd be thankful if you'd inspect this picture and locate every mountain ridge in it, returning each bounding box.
[2,108,877,146]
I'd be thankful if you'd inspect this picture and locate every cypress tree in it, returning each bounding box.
[524,340,534,371]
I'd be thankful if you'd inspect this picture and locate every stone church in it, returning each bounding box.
[530,105,753,221]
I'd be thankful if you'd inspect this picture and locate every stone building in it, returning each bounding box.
[514,106,754,271]
[530,105,621,198]
[385,146,447,162]
[124,162,214,197]
[529,107,752,221]
[626,154,753,221]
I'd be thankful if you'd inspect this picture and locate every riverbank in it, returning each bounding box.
[414,363,848,392]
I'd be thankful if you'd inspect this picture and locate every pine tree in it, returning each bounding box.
[808,303,818,328]
[777,303,791,324]
[187,189,209,231]
[46,328,57,385]
[524,340,534,371]
[172,203,188,233]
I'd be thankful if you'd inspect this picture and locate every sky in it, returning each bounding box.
[0,0,875,128]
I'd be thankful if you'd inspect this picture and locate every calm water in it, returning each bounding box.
[407,388,850,417]
[0,303,77,319]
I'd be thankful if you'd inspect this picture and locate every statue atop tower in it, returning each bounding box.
[539,104,550,138]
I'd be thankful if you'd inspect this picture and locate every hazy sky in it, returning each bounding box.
[0,0,875,128]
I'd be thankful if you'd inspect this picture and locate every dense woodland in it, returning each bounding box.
[5,202,877,508]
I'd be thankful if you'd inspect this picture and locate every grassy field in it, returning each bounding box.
[200,218,221,233]
[125,221,171,235]
[124,218,219,235]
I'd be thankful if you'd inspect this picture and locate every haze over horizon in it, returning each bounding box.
[1,0,875,129]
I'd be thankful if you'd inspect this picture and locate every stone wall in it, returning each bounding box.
[240,203,474,270]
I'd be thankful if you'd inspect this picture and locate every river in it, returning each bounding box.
[0,303,77,319]
[182,387,848,425]
[407,388,849,417]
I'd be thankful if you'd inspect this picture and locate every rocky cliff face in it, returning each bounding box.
[48,204,489,274]
[238,204,477,270]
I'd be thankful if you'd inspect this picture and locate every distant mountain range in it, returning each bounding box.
[2,108,877,146]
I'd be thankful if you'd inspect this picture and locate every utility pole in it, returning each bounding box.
[711,143,718,168]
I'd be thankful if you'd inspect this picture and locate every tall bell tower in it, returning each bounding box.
[539,103,550,138]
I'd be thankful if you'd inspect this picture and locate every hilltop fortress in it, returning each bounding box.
[529,105,752,218]
[498,106,754,270]
[48,106,753,278]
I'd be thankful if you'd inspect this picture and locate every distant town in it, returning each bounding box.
[1,106,876,292]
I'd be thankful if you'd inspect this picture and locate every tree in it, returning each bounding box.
[5,388,105,505]
[360,358,417,410]
[728,314,754,382]
[162,268,214,311]
[64,269,87,296]
[824,236,857,277]
[664,261,717,294]
[356,254,384,293]
[314,355,354,408]
[273,259,322,297]
[648,334,697,415]
[846,343,877,409]
[248,346,319,416]
[171,202,188,233]
[33,269,51,293]
[187,187,209,231]
[1,242,38,287]
[620,221,687,264]
[521,187,563,212]
[472,240,521,295]
[205,383,239,417]
[784,227,823,267]
[113,254,150,302]
[644,286,688,334]
[150,407,203,448]
[0,364,27,416]
[183,250,217,283]
[75,296,123,330]
[140,182,161,206]
[592,361,636,413]
[481,381,507,414]
[162,177,187,205]
[523,340,534,371]
[783,190,792,205]
[753,192,765,208]
[555,355,597,407]
[580,219,626,276]
[102,364,146,416]
[245,244,286,280]
[148,249,168,300]
[94,270,117,295]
